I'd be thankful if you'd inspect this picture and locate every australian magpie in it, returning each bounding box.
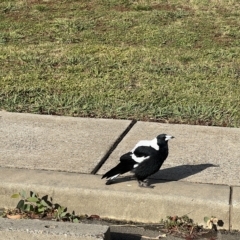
[102,134,174,188]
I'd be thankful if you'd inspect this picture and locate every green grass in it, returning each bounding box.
[0,0,240,127]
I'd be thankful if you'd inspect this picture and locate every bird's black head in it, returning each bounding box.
[156,134,174,145]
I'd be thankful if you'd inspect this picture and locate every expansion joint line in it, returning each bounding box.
[229,186,233,231]
[91,119,137,174]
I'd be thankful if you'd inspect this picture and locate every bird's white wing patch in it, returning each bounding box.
[133,164,139,168]
[109,174,120,180]
[130,154,150,163]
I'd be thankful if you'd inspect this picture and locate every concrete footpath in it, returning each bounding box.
[0,111,240,239]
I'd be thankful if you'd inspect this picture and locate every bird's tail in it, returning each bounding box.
[102,163,126,179]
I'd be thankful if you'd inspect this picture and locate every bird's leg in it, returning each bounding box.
[138,179,154,188]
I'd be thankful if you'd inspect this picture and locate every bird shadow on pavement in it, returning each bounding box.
[149,163,219,185]
[105,163,219,186]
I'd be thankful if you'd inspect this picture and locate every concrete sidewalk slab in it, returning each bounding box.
[98,121,240,186]
[0,111,131,174]
[0,168,230,230]
[0,218,110,240]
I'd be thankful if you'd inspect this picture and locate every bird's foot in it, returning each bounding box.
[138,180,154,188]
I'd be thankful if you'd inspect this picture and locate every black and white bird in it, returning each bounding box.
[102,134,174,188]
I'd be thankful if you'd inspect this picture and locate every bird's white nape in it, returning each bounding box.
[150,138,159,150]
[131,138,159,152]
[165,135,173,141]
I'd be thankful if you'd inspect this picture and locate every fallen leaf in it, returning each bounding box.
[212,218,218,225]
[158,234,167,238]
[7,214,21,219]
[207,220,213,229]
[172,216,178,221]
[204,216,210,223]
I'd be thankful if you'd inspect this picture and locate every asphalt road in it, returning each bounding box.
[84,218,240,240]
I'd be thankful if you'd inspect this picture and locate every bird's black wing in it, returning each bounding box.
[133,146,157,158]
[119,146,157,164]
[120,152,136,164]
[118,146,157,171]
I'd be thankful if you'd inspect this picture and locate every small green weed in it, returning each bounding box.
[5,190,88,222]
[161,215,202,237]
[160,215,224,238]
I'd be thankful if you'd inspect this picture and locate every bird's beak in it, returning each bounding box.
[165,135,174,141]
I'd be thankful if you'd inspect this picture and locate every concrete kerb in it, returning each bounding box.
[0,168,231,231]
[232,186,240,230]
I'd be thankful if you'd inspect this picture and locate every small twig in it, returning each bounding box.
[142,233,167,239]
[142,236,158,239]
[175,226,181,233]
[109,223,164,228]
[190,226,194,235]
[109,224,144,228]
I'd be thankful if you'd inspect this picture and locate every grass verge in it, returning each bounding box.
[0,0,240,127]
